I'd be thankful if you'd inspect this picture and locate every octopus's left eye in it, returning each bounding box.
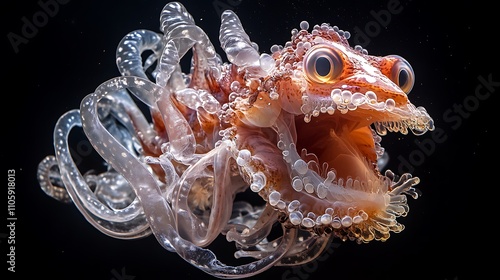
[386,55,415,94]
[304,45,343,84]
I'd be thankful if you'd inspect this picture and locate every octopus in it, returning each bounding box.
[37,2,434,278]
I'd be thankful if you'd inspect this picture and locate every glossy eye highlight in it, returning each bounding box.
[386,55,415,94]
[304,45,343,84]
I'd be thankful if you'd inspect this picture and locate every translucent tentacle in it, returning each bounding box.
[144,153,180,203]
[116,29,163,79]
[219,10,260,67]
[37,156,72,203]
[159,2,217,64]
[155,76,197,163]
[81,78,178,251]
[44,109,151,239]
[36,87,162,235]
[174,88,221,114]
[226,204,279,247]
[173,141,239,247]
[80,74,300,278]
[156,39,182,88]
[172,225,297,279]
[115,29,164,106]
[159,1,195,36]
[100,74,194,164]
[104,88,162,155]
[157,2,218,89]
[278,233,333,266]
[154,2,226,162]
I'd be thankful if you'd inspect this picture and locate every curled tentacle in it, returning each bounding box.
[154,2,223,162]
[172,225,298,278]
[172,140,237,246]
[158,1,219,89]
[39,109,150,239]
[116,29,164,106]
[116,29,163,79]
[37,156,71,203]
[80,74,302,278]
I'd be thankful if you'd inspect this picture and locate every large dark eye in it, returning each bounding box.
[386,55,415,94]
[304,45,343,84]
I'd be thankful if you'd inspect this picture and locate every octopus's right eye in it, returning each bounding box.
[304,44,344,84]
[385,55,415,94]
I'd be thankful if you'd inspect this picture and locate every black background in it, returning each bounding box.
[2,0,494,279]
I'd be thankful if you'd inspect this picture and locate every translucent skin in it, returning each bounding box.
[37,2,434,278]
